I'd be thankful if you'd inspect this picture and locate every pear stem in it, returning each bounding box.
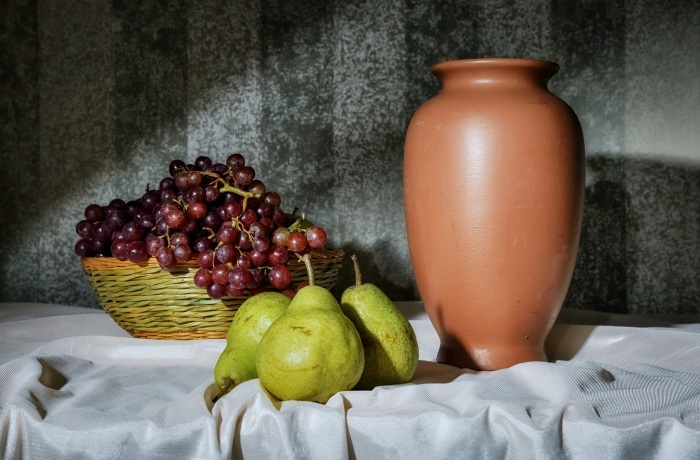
[351,254,362,286]
[302,253,315,286]
[213,378,234,403]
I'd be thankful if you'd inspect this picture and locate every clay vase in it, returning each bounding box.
[403,58,585,370]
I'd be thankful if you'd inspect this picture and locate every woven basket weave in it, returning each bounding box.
[81,249,344,340]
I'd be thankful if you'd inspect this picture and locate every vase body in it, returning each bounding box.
[403,58,585,370]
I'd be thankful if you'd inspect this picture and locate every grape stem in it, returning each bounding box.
[287,217,303,232]
[219,184,261,211]
[286,211,307,232]
[301,253,315,286]
[351,254,362,286]
[162,227,172,248]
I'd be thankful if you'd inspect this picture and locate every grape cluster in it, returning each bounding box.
[74,153,328,299]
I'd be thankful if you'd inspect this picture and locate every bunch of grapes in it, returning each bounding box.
[74,153,328,299]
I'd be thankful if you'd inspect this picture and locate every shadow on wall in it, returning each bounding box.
[566,155,627,314]
[565,154,700,315]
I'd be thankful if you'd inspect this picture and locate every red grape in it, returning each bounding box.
[146,235,165,256]
[226,285,245,298]
[268,265,292,290]
[184,186,205,204]
[181,216,197,234]
[238,231,252,250]
[105,209,128,229]
[156,247,177,271]
[252,235,270,253]
[194,268,213,288]
[217,224,240,244]
[164,207,186,229]
[226,153,245,167]
[198,249,214,268]
[92,222,112,244]
[193,236,212,253]
[187,202,208,220]
[239,209,257,229]
[272,227,290,247]
[169,159,187,177]
[202,211,222,229]
[187,171,203,188]
[305,226,327,249]
[111,241,129,260]
[195,155,212,171]
[263,192,281,208]
[223,200,242,219]
[155,218,168,236]
[205,185,220,203]
[268,245,289,266]
[160,177,175,190]
[173,244,192,263]
[234,166,255,186]
[76,220,93,239]
[211,265,230,285]
[160,189,177,203]
[249,180,266,196]
[170,232,189,246]
[207,283,225,299]
[250,249,268,267]
[84,204,104,222]
[75,239,93,257]
[256,202,273,218]
[287,231,308,253]
[215,243,237,264]
[137,213,156,229]
[122,221,145,242]
[249,221,268,238]
[212,163,228,175]
[126,241,148,263]
[248,269,263,289]
[174,173,190,191]
[229,267,252,290]
[237,253,253,270]
[141,190,161,210]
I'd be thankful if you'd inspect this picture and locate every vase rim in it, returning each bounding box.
[433,57,558,70]
[431,58,560,84]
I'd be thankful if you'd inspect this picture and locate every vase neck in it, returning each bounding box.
[432,58,559,91]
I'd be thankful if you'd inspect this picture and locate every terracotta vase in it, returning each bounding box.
[403,58,585,370]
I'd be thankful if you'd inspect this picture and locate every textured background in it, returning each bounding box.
[1,0,699,314]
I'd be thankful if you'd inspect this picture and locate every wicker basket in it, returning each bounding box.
[81,249,344,340]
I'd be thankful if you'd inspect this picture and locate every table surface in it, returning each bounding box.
[2,302,700,459]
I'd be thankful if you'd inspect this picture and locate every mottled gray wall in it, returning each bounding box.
[1,0,699,314]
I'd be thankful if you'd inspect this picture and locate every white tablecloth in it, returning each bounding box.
[2,302,700,459]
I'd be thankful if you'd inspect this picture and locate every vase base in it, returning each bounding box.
[437,343,548,371]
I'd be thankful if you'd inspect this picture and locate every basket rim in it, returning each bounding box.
[80,248,345,339]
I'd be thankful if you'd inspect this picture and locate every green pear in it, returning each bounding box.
[255,254,364,403]
[214,291,291,396]
[214,345,238,392]
[340,255,418,390]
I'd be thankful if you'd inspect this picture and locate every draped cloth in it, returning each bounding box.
[2,303,700,459]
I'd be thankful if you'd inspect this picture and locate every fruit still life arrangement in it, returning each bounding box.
[215,254,419,403]
[74,151,418,400]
